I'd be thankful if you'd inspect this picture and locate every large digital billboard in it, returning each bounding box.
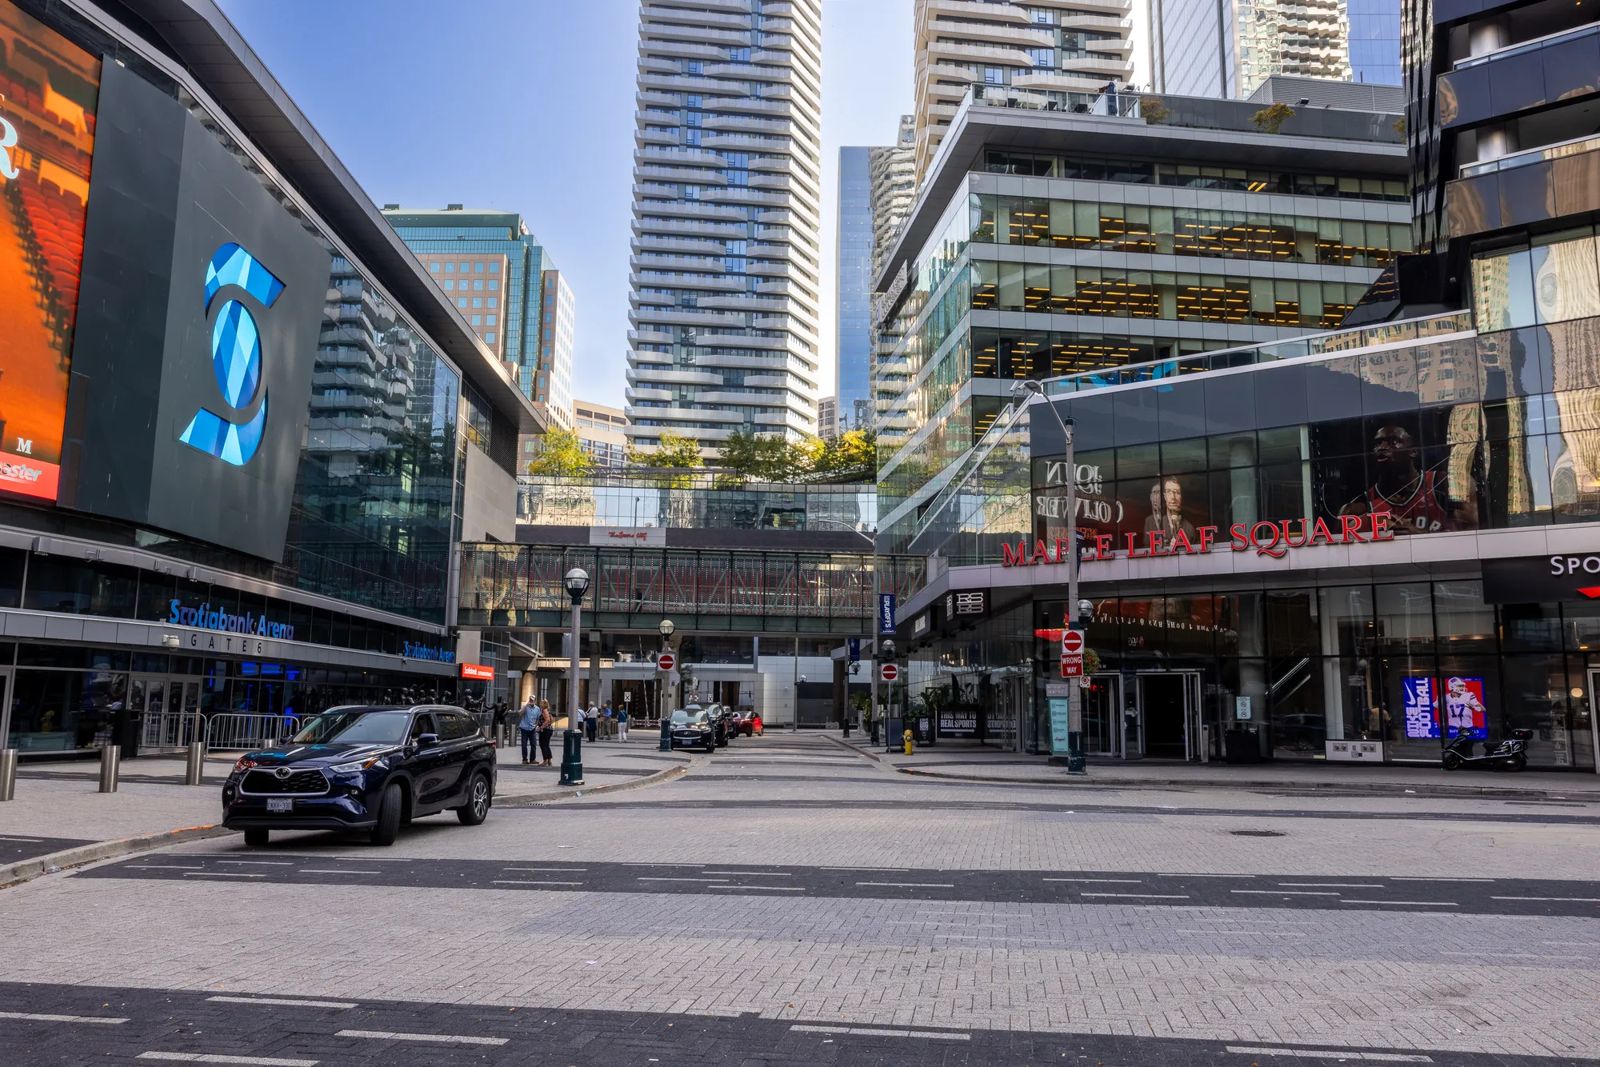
[0,0,98,501]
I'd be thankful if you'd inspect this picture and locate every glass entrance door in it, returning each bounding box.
[1136,671,1202,760]
[1590,669,1600,774]
[1082,674,1122,756]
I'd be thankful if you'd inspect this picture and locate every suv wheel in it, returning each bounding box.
[370,782,403,846]
[456,772,491,826]
[243,828,268,847]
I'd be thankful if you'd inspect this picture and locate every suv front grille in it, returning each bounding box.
[243,769,328,795]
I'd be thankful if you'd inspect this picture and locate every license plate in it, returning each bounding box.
[266,798,292,813]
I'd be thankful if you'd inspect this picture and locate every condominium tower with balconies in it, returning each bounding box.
[626,0,825,451]
[913,0,1134,186]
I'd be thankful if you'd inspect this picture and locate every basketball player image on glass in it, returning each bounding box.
[1143,477,1197,544]
[1339,424,1478,534]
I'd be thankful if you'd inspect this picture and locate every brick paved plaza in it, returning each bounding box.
[2,734,1597,1065]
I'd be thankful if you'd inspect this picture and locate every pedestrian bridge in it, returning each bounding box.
[457,543,925,636]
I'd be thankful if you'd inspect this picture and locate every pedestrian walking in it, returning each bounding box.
[616,702,629,743]
[516,697,539,765]
[585,702,599,743]
[537,700,554,766]
[601,703,614,740]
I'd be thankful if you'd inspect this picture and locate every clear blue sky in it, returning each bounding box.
[215,0,913,409]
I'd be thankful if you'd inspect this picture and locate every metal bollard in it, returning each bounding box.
[0,748,17,801]
[184,741,206,786]
[97,745,120,793]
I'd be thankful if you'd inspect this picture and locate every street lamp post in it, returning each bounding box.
[657,618,675,752]
[560,567,589,786]
[1013,380,1086,773]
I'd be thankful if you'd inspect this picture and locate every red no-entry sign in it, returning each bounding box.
[657,652,675,672]
[1060,629,1084,678]
[880,663,900,682]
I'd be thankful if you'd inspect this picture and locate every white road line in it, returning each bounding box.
[182,872,264,879]
[1042,877,1142,883]
[1231,889,1341,897]
[636,876,730,883]
[1224,1046,1431,1063]
[137,1054,317,1066]
[504,867,587,873]
[701,870,792,877]
[1079,892,1191,899]
[335,1028,507,1046]
[790,1023,970,1042]
[216,860,292,866]
[206,996,356,1009]
[125,864,204,870]
[1161,873,1252,879]
[0,835,45,842]
[297,869,379,875]
[0,1011,127,1024]
[1277,882,1382,888]
[1340,899,1458,907]
[490,879,585,886]
[1390,876,1491,882]
[705,884,804,891]
[857,881,956,888]
[821,866,908,871]
[1490,895,1600,903]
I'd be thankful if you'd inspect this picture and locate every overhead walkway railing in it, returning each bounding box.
[458,544,926,635]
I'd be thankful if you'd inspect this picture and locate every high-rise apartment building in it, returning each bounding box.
[869,116,917,285]
[1142,0,1356,98]
[574,399,630,469]
[913,0,1134,186]
[626,0,824,452]
[385,206,576,432]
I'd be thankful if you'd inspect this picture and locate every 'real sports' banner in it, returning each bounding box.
[0,0,99,501]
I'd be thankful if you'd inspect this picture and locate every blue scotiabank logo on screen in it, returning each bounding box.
[178,242,286,466]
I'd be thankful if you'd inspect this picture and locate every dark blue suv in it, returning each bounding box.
[221,705,496,847]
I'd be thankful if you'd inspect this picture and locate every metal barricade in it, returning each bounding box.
[141,708,204,754]
[204,713,299,752]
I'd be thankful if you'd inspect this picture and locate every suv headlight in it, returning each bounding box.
[330,755,384,775]
[232,756,259,774]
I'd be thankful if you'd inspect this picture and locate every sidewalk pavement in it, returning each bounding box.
[2,732,690,886]
[831,732,1600,799]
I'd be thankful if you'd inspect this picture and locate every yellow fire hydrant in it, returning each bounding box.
[903,728,914,756]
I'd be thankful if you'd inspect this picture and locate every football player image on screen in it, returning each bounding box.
[1339,424,1478,534]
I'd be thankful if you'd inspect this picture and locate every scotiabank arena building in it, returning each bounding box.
[0,0,536,757]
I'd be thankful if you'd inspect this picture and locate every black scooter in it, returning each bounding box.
[1442,727,1531,771]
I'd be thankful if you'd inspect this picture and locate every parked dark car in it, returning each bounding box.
[221,704,496,847]
[669,707,717,752]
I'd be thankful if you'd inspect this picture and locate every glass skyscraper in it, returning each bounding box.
[835,146,873,434]
[1347,0,1402,86]
[384,206,576,433]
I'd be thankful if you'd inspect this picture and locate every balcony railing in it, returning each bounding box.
[1460,132,1600,178]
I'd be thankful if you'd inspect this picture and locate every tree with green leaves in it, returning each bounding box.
[626,429,704,488]
[525,428,594,477]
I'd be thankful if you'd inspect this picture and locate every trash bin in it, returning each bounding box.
[1223,726,1261,764]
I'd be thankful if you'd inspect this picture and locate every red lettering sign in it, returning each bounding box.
[1000,513,1395,567]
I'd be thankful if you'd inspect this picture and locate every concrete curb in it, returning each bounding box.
[494,762,689,807]
[0,824,232,890]
[891,765,1595,801]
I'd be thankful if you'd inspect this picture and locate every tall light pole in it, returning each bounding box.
[560,567,589,786]
[657,618,675,752]
[1013,380,1086,772]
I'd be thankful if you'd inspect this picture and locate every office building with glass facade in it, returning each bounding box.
[383,206,576,436]
[835,146,874,433]
[884,0,1600,773]
[0,0,537,757]
[873,83,1409,559]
